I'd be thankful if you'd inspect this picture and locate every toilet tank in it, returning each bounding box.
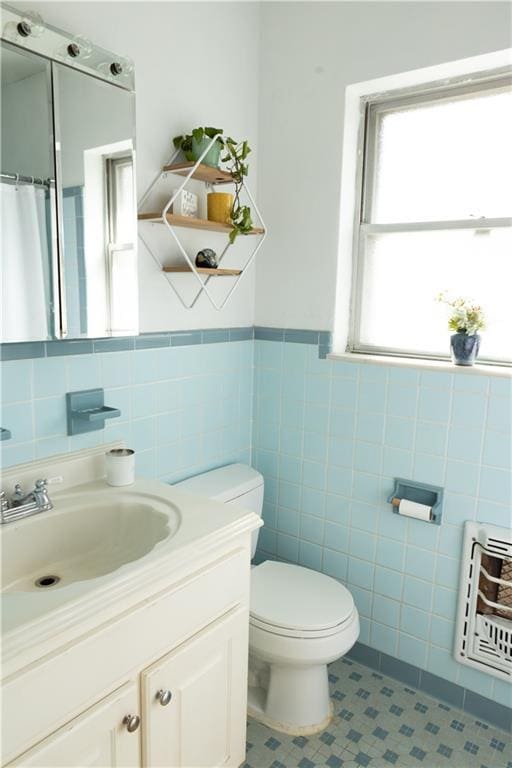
[175,464,264,558]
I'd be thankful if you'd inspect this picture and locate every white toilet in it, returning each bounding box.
[176,463,359,735]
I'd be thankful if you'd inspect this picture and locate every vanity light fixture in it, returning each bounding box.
[1,4,134,91]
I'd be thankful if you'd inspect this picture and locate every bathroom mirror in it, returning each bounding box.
[0,42,57,342]
[0,29,138,342]
[54,64,137,338]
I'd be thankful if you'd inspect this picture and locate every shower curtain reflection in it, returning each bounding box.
[1,182,51,342]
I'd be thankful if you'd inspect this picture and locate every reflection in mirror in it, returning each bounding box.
[55,64,138,337]
[0,42,56,342]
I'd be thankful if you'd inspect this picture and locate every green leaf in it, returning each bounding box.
[173,135,184,148]
[205,126,223,138]
[192,127,204,143]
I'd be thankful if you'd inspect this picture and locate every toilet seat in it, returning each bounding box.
[250,561,355,639]
[250,613,356,639]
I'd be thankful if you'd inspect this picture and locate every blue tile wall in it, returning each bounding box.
[0,339,253,481]
[252,339,512,705]
[1,325,510,712]
[62,187,87,337]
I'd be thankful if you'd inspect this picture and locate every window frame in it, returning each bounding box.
[348,70,512,365]
[104,154,136,334]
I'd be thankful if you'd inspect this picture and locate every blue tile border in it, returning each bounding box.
[0,342,46,361]
[0,329,253,360]
[254,326,285,342]
[0,326,331,361]
[93,337,135,353]
[347,642,512,732]
[134,334,171,350]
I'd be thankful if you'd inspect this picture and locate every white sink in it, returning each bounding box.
[2,488,180,594]
[0,444,260,672]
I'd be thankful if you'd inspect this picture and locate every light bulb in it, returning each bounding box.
[18,10,45,38]
[66,35,93,60]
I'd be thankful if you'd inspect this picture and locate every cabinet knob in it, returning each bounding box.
[156,689,172,706]
[123,714,140,732]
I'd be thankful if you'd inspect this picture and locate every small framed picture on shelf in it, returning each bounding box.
[171,189,198,218]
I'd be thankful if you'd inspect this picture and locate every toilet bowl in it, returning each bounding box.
[175,463,360,734]
[249,560,359,733]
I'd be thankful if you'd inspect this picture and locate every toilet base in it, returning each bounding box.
[247,661,334,735]
[248,689,333,736]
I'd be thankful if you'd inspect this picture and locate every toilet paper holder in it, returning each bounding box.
[387,478,443,525]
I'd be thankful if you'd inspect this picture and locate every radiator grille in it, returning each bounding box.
[454,522,512,680]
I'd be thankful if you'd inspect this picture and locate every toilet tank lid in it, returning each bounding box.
[175,463,263,502]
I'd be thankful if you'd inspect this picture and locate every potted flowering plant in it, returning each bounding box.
[437,292,486,366]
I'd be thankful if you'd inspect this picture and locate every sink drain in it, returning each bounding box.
[34,575,61,588]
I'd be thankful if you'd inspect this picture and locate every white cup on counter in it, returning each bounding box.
[105,448,135,486]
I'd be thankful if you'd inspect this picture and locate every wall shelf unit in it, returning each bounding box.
[137,134,266,310]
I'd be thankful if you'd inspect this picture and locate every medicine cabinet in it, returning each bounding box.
[0,4,138,342]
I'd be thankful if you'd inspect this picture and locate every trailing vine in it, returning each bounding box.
[173,127,254,243]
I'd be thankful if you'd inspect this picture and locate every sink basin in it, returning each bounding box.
[2,489,181,594]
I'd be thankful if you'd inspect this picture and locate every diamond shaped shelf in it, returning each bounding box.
[137,136,266,310]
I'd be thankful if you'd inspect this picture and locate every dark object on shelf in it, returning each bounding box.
[195,249,218,269]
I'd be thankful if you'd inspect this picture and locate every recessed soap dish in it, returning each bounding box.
[66,389,120,435]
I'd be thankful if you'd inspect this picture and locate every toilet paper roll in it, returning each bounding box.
[398,499,432,521]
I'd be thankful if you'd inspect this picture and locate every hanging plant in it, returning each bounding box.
[173,127,254,243]
[221,136,253,243]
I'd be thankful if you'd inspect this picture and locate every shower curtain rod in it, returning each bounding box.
[0,172,54,187]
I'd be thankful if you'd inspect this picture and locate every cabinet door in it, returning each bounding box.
[6,683,140,768]
[141,608,249,768]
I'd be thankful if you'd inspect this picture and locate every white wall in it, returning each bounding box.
[12,1,261,332]
[1,70,51,180]
[10,1,511,333]
[255,1,512,331]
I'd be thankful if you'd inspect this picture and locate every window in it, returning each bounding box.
[350,73,512,364]
[106,155,137,333]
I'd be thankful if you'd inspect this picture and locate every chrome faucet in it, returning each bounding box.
[0,479,53,524]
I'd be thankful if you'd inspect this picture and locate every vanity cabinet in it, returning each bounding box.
[6,683,140,767]
[141,608,247,767]
[8,608,247,768]
[3,545,252,768]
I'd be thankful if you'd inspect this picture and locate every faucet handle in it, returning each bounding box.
[12,483,24,501]
[35,478,48,490]
[0,490,9,512]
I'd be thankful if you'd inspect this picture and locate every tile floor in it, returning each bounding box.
[245,658,510,768]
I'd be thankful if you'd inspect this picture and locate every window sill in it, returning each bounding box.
[327,351,512,378]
